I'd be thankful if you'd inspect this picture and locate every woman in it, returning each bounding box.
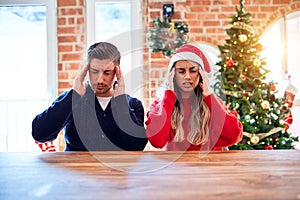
[145,44,242,151]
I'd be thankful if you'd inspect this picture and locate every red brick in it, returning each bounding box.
[57,18,66,25]
[58,36,77,43]
[273,0,291,4]
[68,18,75,25]
[58,81,72,89]
[58,45,73,52]
[77,17,85,24]
[65,63,82,70]
[62,53,83,62]
[203,21,221,26]
[57,0,77,7]
[58,27,78,34]
[58,72,69,80]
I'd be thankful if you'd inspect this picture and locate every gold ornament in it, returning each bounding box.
[253,58,261,67]
[168,22,175,36]
[239,34,247,42]
[232,21,254,33]
[250,135,259,144]
[261,100,270,110]
[243,127,284,141]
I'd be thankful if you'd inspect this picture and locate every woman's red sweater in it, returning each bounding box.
[145,90,243,151]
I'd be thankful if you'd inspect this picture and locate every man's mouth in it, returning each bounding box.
[97,85,105,90]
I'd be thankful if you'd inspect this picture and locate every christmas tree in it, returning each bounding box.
[214,0,299,150]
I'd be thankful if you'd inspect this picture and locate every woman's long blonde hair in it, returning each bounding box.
[171,80,210,145]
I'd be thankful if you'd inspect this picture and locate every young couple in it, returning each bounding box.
[32,42,242,151]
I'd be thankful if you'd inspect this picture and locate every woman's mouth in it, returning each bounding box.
[182,82,192,88]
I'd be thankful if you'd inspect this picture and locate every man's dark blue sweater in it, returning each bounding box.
[32,86,148,151]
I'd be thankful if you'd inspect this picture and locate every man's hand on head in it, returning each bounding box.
[113,66,125,97]
[73,63,89,96]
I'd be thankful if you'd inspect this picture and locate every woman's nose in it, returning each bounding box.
[184,72,191,79]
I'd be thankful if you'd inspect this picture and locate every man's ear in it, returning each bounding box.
[113,80,118,90]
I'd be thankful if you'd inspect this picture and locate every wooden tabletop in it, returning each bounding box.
[1,150,300,200]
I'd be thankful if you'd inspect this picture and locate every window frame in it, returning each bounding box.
[86,0,143,99]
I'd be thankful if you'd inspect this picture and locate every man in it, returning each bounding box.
[32,42,148,151]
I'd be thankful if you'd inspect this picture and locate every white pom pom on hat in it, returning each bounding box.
[168,44,211,73]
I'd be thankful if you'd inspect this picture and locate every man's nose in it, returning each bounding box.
[97,73,105,83]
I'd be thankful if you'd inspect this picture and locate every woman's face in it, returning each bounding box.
[174,60,200,98]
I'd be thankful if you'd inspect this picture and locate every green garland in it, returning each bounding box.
[147,16,189,56]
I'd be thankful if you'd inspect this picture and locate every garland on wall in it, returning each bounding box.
[147,16,189,56]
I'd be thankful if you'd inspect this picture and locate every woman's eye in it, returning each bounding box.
[176,69,185,74]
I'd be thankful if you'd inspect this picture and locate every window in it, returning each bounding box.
[260,12,300,145]
[260,11,300,104]
[0,0,57,152]
[87,0,143,99]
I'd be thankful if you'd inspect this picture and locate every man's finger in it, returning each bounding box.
[77,63,90,81]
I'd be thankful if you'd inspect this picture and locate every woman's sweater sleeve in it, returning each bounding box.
[145,90,176,148]
[204,94,243,149]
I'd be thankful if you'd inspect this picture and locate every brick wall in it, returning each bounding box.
[56,0,300,109]
[57,0,86,94]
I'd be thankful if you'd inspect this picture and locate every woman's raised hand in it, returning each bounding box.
[167,68,175,91]
[198,67,212,97]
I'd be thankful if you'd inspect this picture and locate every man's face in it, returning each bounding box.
[89,58,116,97]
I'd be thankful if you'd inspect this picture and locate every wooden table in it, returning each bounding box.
[1,150,299,200]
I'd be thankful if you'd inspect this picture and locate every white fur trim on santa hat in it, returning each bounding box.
[168,52,205,71]
[167,44,212,73]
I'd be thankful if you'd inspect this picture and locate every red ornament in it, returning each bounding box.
[270,84,276,92]
[284,112,293,125]
[264,145,274,150]
[226,59,235,67]
[284,122,290,130]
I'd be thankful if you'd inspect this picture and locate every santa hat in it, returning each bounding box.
[168,44,211,73]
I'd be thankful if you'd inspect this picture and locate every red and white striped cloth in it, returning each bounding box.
[284,76,297,130]
[35,141,56,152]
